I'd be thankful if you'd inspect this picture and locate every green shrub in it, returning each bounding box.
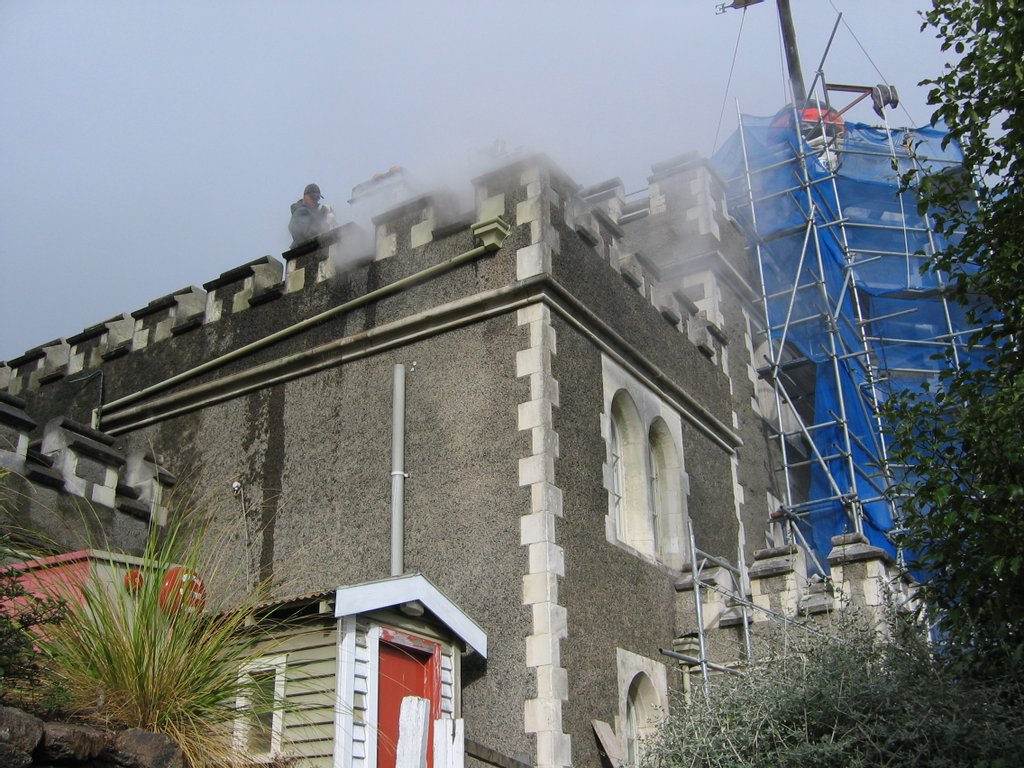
[32,512,284,768]
[0,536,65,704]
[644,618,1024,768]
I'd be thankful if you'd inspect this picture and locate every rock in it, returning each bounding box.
[37,720,107,762]
[0,705,44,753]
[0,742,32,768]
[111,728,185,768]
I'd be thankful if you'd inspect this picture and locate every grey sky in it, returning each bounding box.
[0,0,946,363]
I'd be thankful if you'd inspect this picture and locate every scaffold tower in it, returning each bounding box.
[712,91,983,571]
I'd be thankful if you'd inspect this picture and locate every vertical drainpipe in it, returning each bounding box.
[390,363,407,576]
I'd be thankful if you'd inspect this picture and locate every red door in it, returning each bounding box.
[377,632,441,768]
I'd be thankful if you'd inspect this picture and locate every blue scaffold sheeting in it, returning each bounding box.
[713,112,973,567]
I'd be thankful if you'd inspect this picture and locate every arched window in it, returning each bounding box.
[609,416,625,535]
[648,418,686,569]
[609,390,654,555]
[603,356,691,568]
[625,672,660,766]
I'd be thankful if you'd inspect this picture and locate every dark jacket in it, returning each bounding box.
[289,200,338,247]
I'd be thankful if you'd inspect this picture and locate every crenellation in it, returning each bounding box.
[579,178,625,223]
[650,283,684,330]
[747,544,809,618]
[371,193,456,261]
[618,252,647,293]
[124,451,176,525]
[131,286,208,349]
[282,224,369,293]
[202,255,284,323]
[0,391,34,473]
[39,339,71,385]
[98,313,137,359]
[7,344,53,395]
[66,323,106,375]
[23,444,65,490]
[40,417,126,509]
[474,193,508,242]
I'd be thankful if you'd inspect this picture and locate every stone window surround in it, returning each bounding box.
[615,648,668,767]
[602,355,690,570]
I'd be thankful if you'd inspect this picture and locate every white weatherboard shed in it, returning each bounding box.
[334,574,487,768]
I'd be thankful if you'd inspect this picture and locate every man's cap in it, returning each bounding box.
[304,183,322,197]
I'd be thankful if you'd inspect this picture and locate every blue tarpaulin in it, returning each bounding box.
[713,113,971,567]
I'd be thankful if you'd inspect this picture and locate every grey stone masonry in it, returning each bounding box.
[124,451,176,525]
[0,391,35,474]
[40,417,127,509]
[372,192,457,261]
[131,286,208,349]
[5,345,48,396]
[202,255,284,323]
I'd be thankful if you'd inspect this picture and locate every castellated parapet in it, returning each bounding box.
[2,155,725,410]
[0,391,174,555]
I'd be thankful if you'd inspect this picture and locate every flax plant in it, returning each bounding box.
[33,508,282,768]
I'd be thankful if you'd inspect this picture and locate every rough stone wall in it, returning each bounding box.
[0,706,184,768]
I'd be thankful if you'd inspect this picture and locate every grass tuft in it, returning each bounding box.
[31,503,285,768]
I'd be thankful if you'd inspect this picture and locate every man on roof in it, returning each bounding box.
[288,183,338,247]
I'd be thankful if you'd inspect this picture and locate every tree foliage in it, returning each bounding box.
[0,536,65,701]
[643,619,1024,768]
[884,0,1024,663]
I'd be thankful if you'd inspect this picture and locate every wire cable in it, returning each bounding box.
[828,0,920,126]
[712,7,749,155]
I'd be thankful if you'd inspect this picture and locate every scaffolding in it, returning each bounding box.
[712,92,984,571]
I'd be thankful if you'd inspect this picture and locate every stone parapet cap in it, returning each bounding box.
[23,447,64,489]
[6,344,48,369]
[827,533,893,566]
[131,451,177,487]
[591,207,625,239]
[202,254,283,291]
[619,197,650,224]
[130,285,206,320]
[472,152,581,197]
[283,223,363,266]
[675,563,736,592]
[579,177,624,202]
[370,192,437,228]
[753,544,800,559]
[749,544,803,579]
[282,223,346,260]
[65,322,109,346]
[647,151,728,190]
[0,391,35,432]
[42,417,125,470]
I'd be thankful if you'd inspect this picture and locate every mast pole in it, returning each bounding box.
[776,0,807,102]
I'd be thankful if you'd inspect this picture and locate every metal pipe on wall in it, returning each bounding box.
[390,363,407,576]
[95,226,507,427]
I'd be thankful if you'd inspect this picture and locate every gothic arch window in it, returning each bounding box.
[648,418,686,569]
[603,355,691,568]
[625,672,660,766]
[610,390,655,556]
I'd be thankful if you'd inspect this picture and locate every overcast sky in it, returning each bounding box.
[0,0,947,363]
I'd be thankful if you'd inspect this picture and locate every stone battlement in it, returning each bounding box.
[2,153,745,402]
[0,390,174,554]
